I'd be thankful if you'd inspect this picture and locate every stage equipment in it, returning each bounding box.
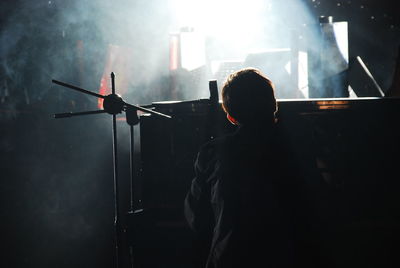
[348,56,385,97]
[169,28,208,100]
[52,73,171,268]
[209,30,308,99]
[308,16,349,98]
[244,48,308,99]
[137,96,400,267]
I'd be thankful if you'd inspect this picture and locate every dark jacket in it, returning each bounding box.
[184,122,306,268]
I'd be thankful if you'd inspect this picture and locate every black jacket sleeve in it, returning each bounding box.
[184,144,215,234]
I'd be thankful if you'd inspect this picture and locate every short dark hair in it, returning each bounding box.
[221,68,277,125]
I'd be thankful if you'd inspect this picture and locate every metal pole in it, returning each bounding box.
[111,72,121,268]
[129,124,135,211]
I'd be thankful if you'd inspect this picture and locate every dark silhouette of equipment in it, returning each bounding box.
[348,56,385,97]
[52,73,171,268]
[138,97,400,268]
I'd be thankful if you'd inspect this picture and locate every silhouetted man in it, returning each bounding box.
[184,68,306,268]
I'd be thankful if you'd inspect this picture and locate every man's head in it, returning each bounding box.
[221,68,277,125]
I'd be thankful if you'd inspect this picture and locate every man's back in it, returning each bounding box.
[185,68,310,267]
[186,123,301,268]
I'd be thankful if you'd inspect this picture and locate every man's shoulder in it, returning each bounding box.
[195,133,235,168]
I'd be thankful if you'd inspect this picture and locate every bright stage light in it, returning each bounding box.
[171,0,270,37]
[170,0,318,60]
[169,0,322,99]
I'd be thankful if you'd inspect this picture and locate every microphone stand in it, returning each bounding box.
[52,72,171,268]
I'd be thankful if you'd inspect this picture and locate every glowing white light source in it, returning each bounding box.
[167,0,328,99]
[171,0,269,36]
[180,31,206,71]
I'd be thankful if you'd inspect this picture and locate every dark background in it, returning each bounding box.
[1,1,399,268]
